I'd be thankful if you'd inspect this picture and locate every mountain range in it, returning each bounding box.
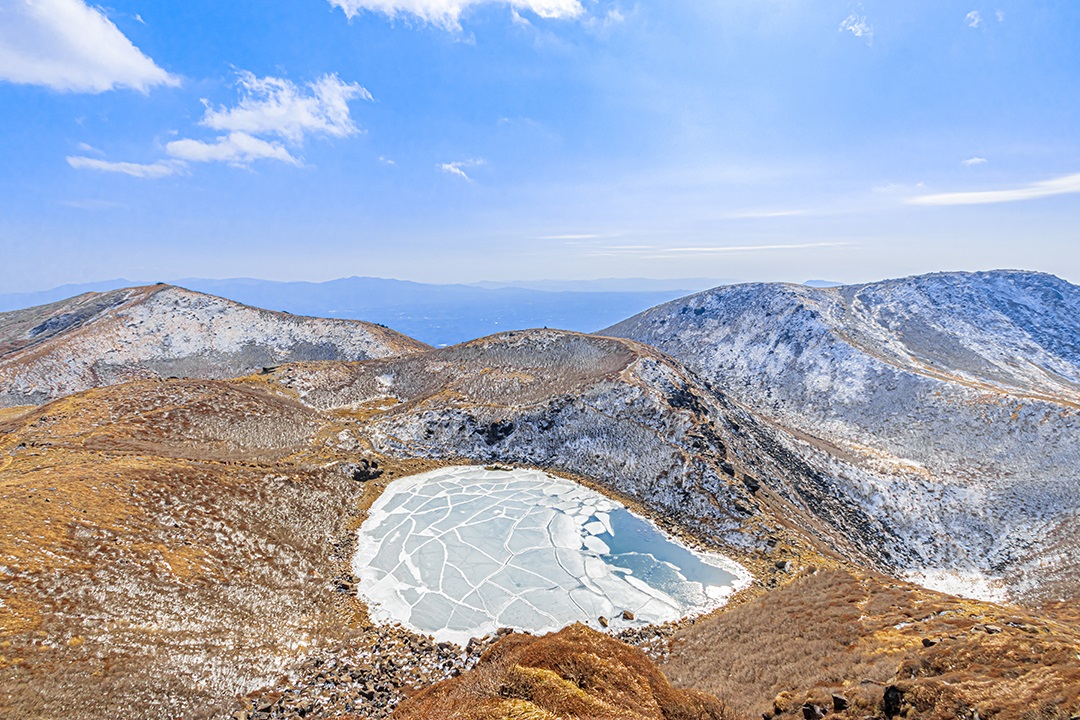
[0,276,729,347]
[0,269,1077,720]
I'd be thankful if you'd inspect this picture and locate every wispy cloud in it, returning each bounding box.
[966,10,983,28]
[70,71,371,175]
[66,156,185,178]
[438,158,485,181]
[724,208,807,219]
[537,233,616,241]
[166,132,300,167]
[962,156,988,166]
[996,9,1005,22]
[328,0,584,30]
[0,0,177,93]
[199,72,371,144]
[839,12,873,43]
[909,172,1080,206]
[76,142,105,156]
[588,242,850,257]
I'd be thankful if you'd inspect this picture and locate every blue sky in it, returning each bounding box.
[0,0,1078,292]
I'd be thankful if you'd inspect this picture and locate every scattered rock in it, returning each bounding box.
[832,694,848,712]
[621,610,635,621]
[719,462,735,477]
[598,616,610,628]
[984,624,1003,635]
[742,474,761,493]
[802,702,825,719]
[884,685,903,718]
[775,560,791,572]
[922,637,939,647]
[344,459,382,482]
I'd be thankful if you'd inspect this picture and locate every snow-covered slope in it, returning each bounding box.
[268,329,890,568]
[0,284,428,407]
[604,270,1080,602]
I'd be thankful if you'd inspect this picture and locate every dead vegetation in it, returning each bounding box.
[662,568,1080,719]
[1,333,1078,720]
[389,623,734,720]
[0,377,403,719]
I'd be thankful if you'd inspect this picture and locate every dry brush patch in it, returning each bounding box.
[662,568,1080,719]
[390,623,735,720]
[0,378,389,719]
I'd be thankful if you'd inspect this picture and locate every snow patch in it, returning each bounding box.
[903,569,1009,603]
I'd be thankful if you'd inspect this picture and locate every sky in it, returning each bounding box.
[0,0,1078,292]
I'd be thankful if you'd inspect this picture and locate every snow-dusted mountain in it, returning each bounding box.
[0,284,428,407]
[605,270,1080,602]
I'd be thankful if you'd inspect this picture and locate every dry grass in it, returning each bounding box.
[391,624,735,720]
[662,569,1080,719]
[0,377,411,719]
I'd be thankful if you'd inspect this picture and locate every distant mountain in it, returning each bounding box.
[0,284,427,407]
[468,277,733,293]
[0,278,138,312]
[173,277,699,347]
[0,277,716,347]
[605,270,1080,602]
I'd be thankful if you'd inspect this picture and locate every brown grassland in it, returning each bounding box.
[663,569,1080,720]
[1,372,1078,719]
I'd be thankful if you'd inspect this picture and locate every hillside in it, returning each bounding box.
[604,270,1080,603]
[387,572,1080,720]
[0,330,826,719]
[2,323,1079,719]
[0,284,428,408]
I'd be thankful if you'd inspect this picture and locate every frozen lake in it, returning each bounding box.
[353,466,750,644]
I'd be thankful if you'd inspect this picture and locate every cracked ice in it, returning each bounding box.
[353,466,750,644]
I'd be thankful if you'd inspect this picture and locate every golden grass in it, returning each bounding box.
[662,569,1080,719]
[391,624,734,720]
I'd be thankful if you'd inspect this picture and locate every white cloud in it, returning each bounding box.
[199,72,371,144]
[962,156,988,166]
[839,13,873,42]
[76,142,104,155]
[966,10,982,28]
[909,172,1080,206]
[996,9,1005,22]
[63,70,370,174]
[438,158,485,181]
[66,156,184,178]
[159,71,370,168]
[327,0,584,30]
[0,0,177,93]
[166,132,300,166]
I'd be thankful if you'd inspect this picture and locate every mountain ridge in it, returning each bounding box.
[604,269,1080,603]
[0,284,428,408]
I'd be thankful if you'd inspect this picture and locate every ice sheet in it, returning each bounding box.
[353,466,752,644]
